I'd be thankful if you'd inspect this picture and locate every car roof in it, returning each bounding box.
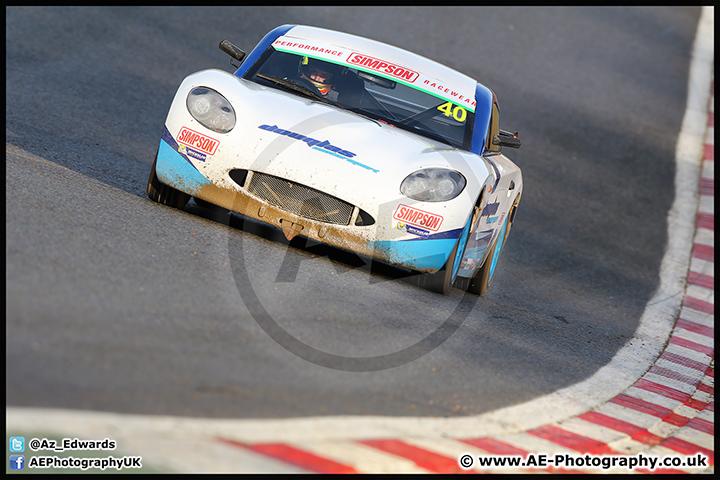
[278,25,481,112]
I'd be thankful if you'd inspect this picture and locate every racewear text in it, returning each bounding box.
[422,80,477,109]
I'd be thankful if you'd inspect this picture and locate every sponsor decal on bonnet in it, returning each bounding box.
[177,127,219,155]
[395,222,431,238]
[178,144,207,162]
[393,204,443,232]
[258,124,379,173]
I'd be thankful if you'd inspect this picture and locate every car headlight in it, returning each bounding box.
[186,87,236,133]
[400,168,466,202]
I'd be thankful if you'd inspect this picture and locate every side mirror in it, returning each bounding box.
[219,40,246,68]
[492,129,521,149]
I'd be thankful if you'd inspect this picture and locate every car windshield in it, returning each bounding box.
[244,48,475,150]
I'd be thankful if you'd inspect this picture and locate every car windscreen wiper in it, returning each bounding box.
[255,74,339,107]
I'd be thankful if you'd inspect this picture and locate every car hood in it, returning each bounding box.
[221,78,490,208]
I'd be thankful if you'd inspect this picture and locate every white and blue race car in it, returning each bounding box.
[148,24,523,294]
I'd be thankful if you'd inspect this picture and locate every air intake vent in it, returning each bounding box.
[246,172,355,226]
[228,169,249,187]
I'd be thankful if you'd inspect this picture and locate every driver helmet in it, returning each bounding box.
[298,56,342,96]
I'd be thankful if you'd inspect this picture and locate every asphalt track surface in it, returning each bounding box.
[6,6,702,423]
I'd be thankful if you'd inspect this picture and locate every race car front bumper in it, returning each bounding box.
[155,135,462,274]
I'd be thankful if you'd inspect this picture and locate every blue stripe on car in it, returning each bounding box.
[471,83,493,155]
[155,137,213,195]
[370,238,458,271]
[234,25,296,78]
[402,227,463,242]
[450,213,473,280]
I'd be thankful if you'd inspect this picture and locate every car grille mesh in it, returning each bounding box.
[246,172,355,225]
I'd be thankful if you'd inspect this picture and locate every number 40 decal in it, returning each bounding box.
[437,101,467,122]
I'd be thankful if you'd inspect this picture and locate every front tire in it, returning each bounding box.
[147,152,190,209]
[459,204,515,295]
[419,209,475,294]
[459,234,500,295]
[419,241,459,294]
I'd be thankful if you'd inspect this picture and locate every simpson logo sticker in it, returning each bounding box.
[177,127,219,155]
[393,204,443,232]
[347,53,419,83]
